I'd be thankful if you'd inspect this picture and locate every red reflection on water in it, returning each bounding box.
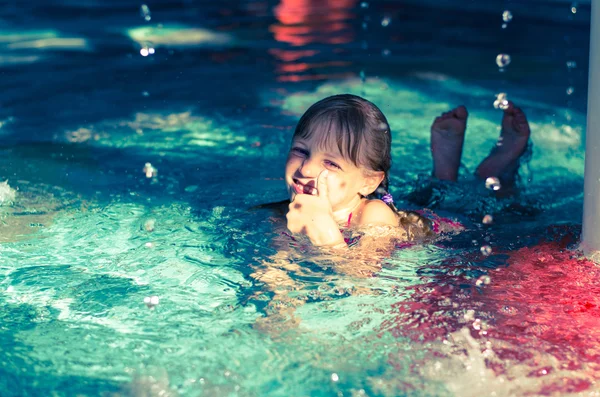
[277,60,350,73]
[272,0,355,44]
[380,226,600,394]
[277,72,355,82]
[270,0,357,82]
[268,49,318,62]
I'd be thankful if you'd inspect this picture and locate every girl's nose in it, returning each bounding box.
[299,157,321,178]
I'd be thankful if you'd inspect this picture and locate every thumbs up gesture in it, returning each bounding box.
[286,170,346,247]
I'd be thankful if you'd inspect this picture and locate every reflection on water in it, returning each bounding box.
[127,25,234,48]
[270,0,357,82]
[0,30,89,65]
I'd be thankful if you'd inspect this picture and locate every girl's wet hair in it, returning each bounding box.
[294,94,433,239]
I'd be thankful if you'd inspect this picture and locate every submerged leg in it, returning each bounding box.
[475,102,531,190]
[430,106,468,181]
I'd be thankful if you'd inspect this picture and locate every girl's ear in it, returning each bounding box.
[359,171,385,196]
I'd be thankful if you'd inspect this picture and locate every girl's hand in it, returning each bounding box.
[286,170,346,247]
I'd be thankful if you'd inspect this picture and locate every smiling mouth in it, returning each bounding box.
[292,179,316,195]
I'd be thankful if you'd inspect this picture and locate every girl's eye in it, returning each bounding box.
[325,160,341,170]
[291,147,309,156]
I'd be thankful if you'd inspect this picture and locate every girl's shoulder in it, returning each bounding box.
[355,199,398,226]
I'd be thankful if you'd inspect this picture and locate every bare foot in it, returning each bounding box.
[431,106,468,181]
[475,102,531,190]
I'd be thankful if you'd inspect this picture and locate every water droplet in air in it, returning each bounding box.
[566,60,577,69]
[331,373,339,382]
[501,23,507,29]
[145,242,153,248]
[472,318,482,330]
[360,1,369,8]
[382,48,391,57]
[493,93,509,110]
[566,86,575,95]
[140,4,151,21]
[485,176,501,190]
[144,295,159,309]
[381,16,391,27]
[476,275,492,286]
[362,21,368,30]
[502,10,513,22]
[571,3,577,13]
[359,70,366,82]
[482,214,494,224]
[142,91,149,97]
[496,53,511,68]
[480,245,492,256]
[143,162,158,178]
[140,44,155,57]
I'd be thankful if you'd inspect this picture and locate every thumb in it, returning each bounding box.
[316,170,329,198]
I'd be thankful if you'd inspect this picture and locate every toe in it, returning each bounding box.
[454,105,468,120]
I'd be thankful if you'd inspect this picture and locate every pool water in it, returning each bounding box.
[0,0,597,396]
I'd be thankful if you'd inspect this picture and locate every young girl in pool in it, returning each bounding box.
[275,94,531,249]
[252,94,531,332]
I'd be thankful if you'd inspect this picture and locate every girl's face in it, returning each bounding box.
[285,134,371,212]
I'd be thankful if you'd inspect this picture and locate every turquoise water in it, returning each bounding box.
[0,1,597,396]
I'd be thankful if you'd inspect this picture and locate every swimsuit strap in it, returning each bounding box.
[347,212,352,228]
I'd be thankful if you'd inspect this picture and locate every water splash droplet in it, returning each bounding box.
[362,21,368,30]
[359,70,366,82]
[502,10,513,22]
[476,275,492,286]
[381,16,391,27]
[566,86,575,95]
[485,177,501,191]
[493,93,509,110]
[140,43,155,57]
[501,23,507,29]
[143,162,158,178]
[566,60,577,69]
[480,245,492,256]
[142,91,149,97]
[571,2,578,13]
[382,48,391,57]
[496,53,511,68]
[360,1,369,8]
[331,373,339,382]
[144,295,159,309]
[482,214,494,224]
[140,4,151,21]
